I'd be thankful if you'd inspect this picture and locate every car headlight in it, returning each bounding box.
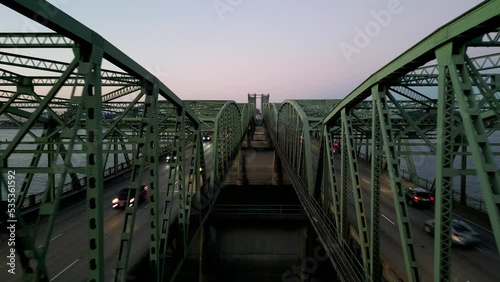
[129,198,135,203]
[451,233,463,242]
[112,198,119,204]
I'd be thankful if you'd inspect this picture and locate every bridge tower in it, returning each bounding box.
[248,93,269,112]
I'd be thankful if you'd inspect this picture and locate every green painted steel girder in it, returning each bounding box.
[209,100,244,192]
[0,1,210,282]
[374,86,421,282]
[262,103,279,137]
[323,0,500,125]
[0,0,201,123]
[263,3,500,282]
[240,102,256,134]
[263,102,366,282]
[0,32,75,48]
[369,97,383,282]
[276,100,315,193]
[341,108,370,281]
[397,53,500,86]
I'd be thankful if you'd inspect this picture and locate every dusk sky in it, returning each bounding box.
[1,0,484,103]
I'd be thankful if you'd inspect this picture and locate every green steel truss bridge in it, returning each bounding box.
[0,0,499,281]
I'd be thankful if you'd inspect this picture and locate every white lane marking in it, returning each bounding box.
[381,214,395,225]
[144,204,150,209]
[50,258,80,281]
[38,233,64,248]
[50,233,63,242]
[362,179,369,184]
[475,247,485,253]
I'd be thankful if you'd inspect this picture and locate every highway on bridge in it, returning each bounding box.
[310,141,500,281]
[2,138,499,281]
[0,143,214,282]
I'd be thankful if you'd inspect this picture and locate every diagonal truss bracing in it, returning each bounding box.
[0,1,251,282]
[264,2,500,282]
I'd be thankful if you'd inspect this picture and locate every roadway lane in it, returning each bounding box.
[353,164,500,281]
[310,141,500,281]
[0,142,214,282]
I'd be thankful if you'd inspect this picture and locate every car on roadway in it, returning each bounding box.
[332,140,340,154]
[423,219,481,247]
[166,151,177,163]
[404,187,434,208]
[112,185,148,209]
[202,134,212,142]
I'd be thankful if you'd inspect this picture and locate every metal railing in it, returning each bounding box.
[358,152,487,213]
[19,145,171,210]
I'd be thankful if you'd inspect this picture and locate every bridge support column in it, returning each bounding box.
[199,224,218,282]
[460,136,468,205]
[365,138,370,162]
[237,150,248,186]
[272,150,283,186]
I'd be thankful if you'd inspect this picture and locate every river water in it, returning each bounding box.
[2,128,499,201]
[0,128,132,197]
[359,130,500,199]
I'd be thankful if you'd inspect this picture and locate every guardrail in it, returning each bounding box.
[19,145,171,210]
[358,152,487,213]
[399,168,487,213]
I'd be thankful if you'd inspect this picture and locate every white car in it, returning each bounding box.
[423,219,481,247]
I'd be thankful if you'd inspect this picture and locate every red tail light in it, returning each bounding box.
[430,196,435,201]
[452,232,461,237]
[413,196,419,201]
[333,149,336,153]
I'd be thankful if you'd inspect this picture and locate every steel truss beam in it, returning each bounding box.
[341,109,370,280]
[0,32,74,48]
[374,86,420,282]
[276,101,315,193]
[323,125,342,240]
[264,2,500,282]
[263,103,365,282]
[399,53,500,86]
[0,2,206,282]
[369,95,383,282]
[452,46,500,253]
[210,101,244,192]
[80,42,106,282]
